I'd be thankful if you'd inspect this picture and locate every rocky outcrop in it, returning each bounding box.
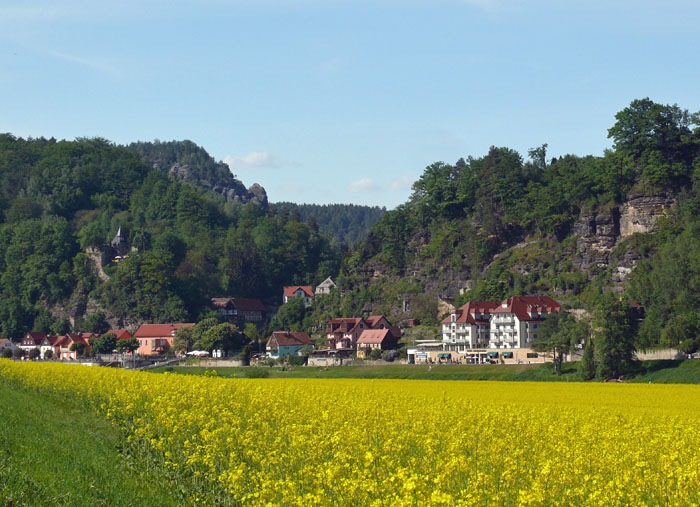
[572,191,676,274]
[166,162,269,210]
[619,192,676,237]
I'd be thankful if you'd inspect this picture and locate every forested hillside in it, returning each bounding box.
[0,135,341,338]
[333,98,700,350]
[270,202,385,245]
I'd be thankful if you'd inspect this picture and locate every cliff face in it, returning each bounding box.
[128,140,269,210]
[572,191,676,283]
[165,162,269,209]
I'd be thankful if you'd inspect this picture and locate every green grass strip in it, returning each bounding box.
[0,379,182,506]
[151,359,700,383]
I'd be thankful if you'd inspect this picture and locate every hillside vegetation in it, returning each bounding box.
[0,136,341,337]
[270,202,385,246]
[333,98,700,351]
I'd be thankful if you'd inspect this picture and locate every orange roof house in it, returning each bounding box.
[356,329,400,358]
[282,286,314,306]
[134,323,195,355]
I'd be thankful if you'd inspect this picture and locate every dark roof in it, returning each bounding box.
[267,331,312,347]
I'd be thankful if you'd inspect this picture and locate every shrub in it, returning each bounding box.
[28,348,41,360]
[382,350,399,362]
[1,348,13,359]
[679,339,699,355]
[287,355,307,366]
[369,348,383,360]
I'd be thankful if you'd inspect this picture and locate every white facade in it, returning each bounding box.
[443,297,556,350]
[315,277,336,295]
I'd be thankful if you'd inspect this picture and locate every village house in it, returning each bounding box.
[39,335,61,358]
[53,333,96,360]
[19,332,47,353]
[283,286,314,306]
[266,331,312,358]
[211,297,266,324]
[325,315,400,350]
[0,339,18,354]
[356,329,400,358]
[134,323,195,355]
[314,277,336,295]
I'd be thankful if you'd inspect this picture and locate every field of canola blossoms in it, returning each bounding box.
[1,360,700,506]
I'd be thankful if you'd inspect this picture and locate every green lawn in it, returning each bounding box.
[151,359,700,383]
[0,379,182,506]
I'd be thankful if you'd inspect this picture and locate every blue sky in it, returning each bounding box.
[1,0,699,208]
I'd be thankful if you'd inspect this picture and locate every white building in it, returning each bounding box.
[314,277,336,295]
[442,296,560,350]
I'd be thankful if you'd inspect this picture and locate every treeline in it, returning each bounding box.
[342,98,700,348]
[270,202,385,246]
[0,135,341,338]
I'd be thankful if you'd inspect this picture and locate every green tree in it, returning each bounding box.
[173,326,195,353]
[78,312,110,334]
[92,332,117,354]
[69,341,86,357]
[116,337,139,354]
[199,323,246,353]
[593,294,636,380]
[579,338,596,380]
[532,312,582,375]
[270,297,307,332]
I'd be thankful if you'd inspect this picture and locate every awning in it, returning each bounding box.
[438,353,451,358]
[501,352,514,359]
[486,352,499,358]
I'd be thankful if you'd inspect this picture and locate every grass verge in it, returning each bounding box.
[151,359,700,383]
[0,378,182,506]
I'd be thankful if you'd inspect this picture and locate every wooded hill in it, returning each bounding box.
[0,136,341,338]
[2,98,700,354]
[333,98,700,351]
[270,202,385,246]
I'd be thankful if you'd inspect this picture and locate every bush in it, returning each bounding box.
[369,348,383,360]
[12,348,25,359]
[28,348,41,360]
[679,339,699,355]
[382,350,399,362]
[1,348,13,359]
[43,349,53,360]
[245,368,270,378]
[287,355,307,366]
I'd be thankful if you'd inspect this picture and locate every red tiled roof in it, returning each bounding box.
[267,331,312,347]
[357,329,392,345]
[491,296,560,321]
[442,301,500,325]
[283,286,314,298]
[107,329,132,340]
[23,332,47,345]
[134,323,195,338]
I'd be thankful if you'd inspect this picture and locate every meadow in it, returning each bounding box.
[2,359,699,505]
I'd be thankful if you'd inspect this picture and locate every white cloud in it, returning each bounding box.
[49,50,120,76]
[389,175,414,192]
[224,151,281,170]
[348,177,380,193]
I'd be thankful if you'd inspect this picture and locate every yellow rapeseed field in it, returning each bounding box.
[1,359,699,506]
